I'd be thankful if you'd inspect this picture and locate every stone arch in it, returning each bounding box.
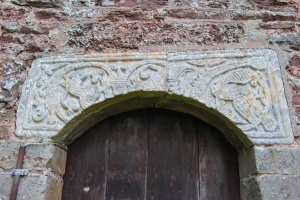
[16,49,294,152]
[52,92,252,150]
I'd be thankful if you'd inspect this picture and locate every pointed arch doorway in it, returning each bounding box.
[62,108,240,200]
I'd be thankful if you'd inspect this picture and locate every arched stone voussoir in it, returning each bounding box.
[16,49,294,149]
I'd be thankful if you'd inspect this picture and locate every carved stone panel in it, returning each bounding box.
[16,50,294,145]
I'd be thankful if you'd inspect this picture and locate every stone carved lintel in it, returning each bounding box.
[16,50,294,145]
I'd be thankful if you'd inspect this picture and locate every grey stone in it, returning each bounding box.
[0,173,63,200]
[241,175,300,200]
[254,146,300,175]
[260,175,300,200]
[240,176,262,200]
[0,141,20,171]
[0,174,13,200]
[101,0,115,7]
[16,49,294,146]
[18,174,63,200]
[269,33,300,51]
[0,142,65,199]
[23,143,67,176]
[0,141,67,176]
[12,0,63,8]
[239,147,257,178]
[239,146,300,178]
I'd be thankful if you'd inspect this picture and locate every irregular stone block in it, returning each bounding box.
[239,146,300,178]
[171,0,230,8]
[1,174,63,200]
[67,22,243,51]
[259,21,295,29]
[0,141,19,171]
[23,144,67,176]
[16,49,294,145]
[0,174,13,199]
[240,176,262,200]
[0,59,25,104]
[0,126,9,140]
[17,174,63,200]
[241,175,300,200]
[236,0,298,12]
[100,0,168,8]
[0,141,66,176]
[269,33,300,55]
[12,0,63,8]
[239,147,257,178]
[255,146,300,175]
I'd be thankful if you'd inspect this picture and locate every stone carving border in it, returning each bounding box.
[16,49,294,146]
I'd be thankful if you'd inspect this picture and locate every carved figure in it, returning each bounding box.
[129,63,165,90]
[209,68,277,131]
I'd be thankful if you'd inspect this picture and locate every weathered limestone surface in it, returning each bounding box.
[0,141,19,171]
[0,141,66,174]
[239,146,300,178]
[16,49,293,145]
[0,174,13,199]
[17,174,63,200]
[23,144,67,176]
[0,173,63,200]
[240,176,261,200]
[253,146,300,175]
[1,174,61,200]
[0,142,66,199]
[240,175,300,200]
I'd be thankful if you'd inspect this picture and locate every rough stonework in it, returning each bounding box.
[12,0,64,8]
[67,22,243,51]
[16,49,293,145]
[1,0,300,199]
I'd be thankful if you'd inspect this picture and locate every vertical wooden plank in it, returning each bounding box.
[63,108,241,200]
[198,121,240,200]
[147,109,199,200]
[106,110,148,200]
[62,119,110,200]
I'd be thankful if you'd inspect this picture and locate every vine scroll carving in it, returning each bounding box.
[16,50,293,145]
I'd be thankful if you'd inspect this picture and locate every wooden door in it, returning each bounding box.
[62,108,240,200]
